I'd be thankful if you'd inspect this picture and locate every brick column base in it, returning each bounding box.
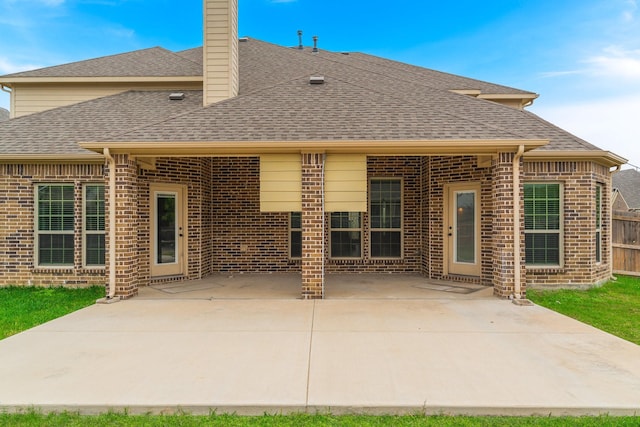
[107,154,139,299]
[301,153,324,299]
[491,152,525,297]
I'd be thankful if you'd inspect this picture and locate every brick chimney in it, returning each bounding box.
[203,0,239,106]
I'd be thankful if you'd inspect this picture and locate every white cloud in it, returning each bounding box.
[533,94,640,167]
[585,46,640,81]
[538,46,640,83]
[0,57,43,75]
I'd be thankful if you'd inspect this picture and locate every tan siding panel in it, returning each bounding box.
[12,82,202,117]
[325,154,367,212]
[260,154,301,212]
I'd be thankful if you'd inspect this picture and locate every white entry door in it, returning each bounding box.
[150,184,186,277]
[446,183,481,277]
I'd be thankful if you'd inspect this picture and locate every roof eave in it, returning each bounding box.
[79,139,549,156]
[0,154,104,164]
[0,76,203,84]
[524,150,628,168]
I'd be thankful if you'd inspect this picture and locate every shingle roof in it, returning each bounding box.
[0,108,8,122]
[104,39,598,152]
[0,91,202,156]
[613,169,640,209]
[0,37,611,157]
[1,47,202,78]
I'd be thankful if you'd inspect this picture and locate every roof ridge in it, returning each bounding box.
[0,46,168,78]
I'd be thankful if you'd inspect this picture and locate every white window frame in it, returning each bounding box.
[524,182,564,268]
[83,184,106,268]
[34,183,75,268]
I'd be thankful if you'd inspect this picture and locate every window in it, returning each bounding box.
[84,184,105,266]
[595,184,602,263]
[36,184,75,266]
[290,212,302,259]
[330,212,362,258]
[370,179,402,258]
[524,183,562,266]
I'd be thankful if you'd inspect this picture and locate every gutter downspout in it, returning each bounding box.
[513,145,525,300]
[104,148,119,301]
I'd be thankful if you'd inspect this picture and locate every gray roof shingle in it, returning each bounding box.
[613,169,640,209]
[0,91,202,156]
[1,47,202,78]
[0,37,611,157]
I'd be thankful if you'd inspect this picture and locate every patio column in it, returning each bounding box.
[105,154,140,299]
[301,153,325,299]
[491,152,525,297]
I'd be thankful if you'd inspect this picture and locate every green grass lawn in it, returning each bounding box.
[0,286,104,340]
[527,275,640,345]
[1,412,639,427]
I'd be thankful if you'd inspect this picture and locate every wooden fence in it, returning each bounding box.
[612,210,640,276]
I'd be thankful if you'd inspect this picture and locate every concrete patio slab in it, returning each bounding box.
[0,292,639,416]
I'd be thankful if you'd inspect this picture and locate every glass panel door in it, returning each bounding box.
[150,185,185,277]
[455,191,475,264]
[156,193,177,265]
[446,184,481,277]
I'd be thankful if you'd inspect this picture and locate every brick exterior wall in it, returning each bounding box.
[110,155,139,298]
[301,153,324,299]
[325,156,422,273]
[0,163,106,287]
[491,153,523,297]
[425,156,494,287]
[210,157,297,273]
[138,158,214,285]
[523,160,612,288]
[0,155,615,296]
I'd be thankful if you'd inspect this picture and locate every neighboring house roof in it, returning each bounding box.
[0,38,626,165]
[0,47,202,79]
[613,169,640,209]
[0,108,8,122]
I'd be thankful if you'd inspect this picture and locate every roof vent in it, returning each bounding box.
[239,37,249,42]
[312,35,319,53]
[310,76,325,85]
[297,30,304,50]
[169,92,185,101]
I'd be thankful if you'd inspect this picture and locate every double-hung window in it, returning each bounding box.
[36,184,75,266]
[330,212,362,258]
[524,183,562,266]
[595,184,602,263]
[370,178,402,258]
[84,184,106,267]
[290,212,302,259]
[35,183,106,268]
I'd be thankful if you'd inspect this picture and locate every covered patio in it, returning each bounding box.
[139,273,491,300]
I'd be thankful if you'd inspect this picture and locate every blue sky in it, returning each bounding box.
[1,0,639,167]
